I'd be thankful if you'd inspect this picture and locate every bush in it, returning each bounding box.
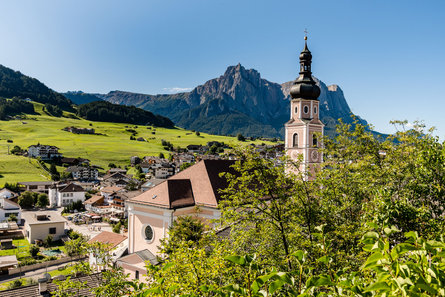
[29,245,40,258]
[44,235,53,248]
[10,145,23,155]
[18,191,35,209]
[112,222,122,234]
[8,279,22,289]
[19,258,37,266]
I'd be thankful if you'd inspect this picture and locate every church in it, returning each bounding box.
[119,37,324,278]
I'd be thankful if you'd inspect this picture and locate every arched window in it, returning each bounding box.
[294,106,298,114]
[313,134,318,147]
[303,106,309,114]
[314,106,317,114]
[293,133,298,147]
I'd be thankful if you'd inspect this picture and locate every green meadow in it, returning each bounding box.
[0,102,271,185]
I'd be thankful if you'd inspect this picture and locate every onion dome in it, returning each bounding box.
[290,37,320,100]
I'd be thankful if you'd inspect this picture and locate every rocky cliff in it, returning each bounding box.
[77,64,367,138]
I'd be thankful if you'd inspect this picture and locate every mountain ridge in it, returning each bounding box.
[65,64,369,138]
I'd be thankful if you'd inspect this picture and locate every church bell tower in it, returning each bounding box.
[285,36,324,173]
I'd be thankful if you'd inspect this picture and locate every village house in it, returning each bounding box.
[17,181,54,194]
[27,145,62,160]
[101,172,133,187]
[0,194,21,224]
[22,211,66,244]
[0,255,18,275]
[0,188,18,201]
[88,231,127,269]
[48,183,86,207]
[65,166,99,181]
[84,195,105,214]
[60,157,90,167]
[140,161,175,179]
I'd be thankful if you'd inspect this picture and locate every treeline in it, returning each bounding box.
[0,64,73,111]
[77,101,175,128]
[0,97,35,120]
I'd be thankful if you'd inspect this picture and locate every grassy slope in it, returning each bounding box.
[0,102,271,185]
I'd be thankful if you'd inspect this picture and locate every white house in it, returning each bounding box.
[28,145,62,160]
[22,211,66,244]
[65,166,99,181]
[48,183,86,207]
[0,196,21,224]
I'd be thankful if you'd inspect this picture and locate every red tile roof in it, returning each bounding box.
[88,231,127,249]
[129,160,235,209]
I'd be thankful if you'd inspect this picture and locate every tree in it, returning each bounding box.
[160,216,205,255]
[49,163,60,181]
[237,133,245,141]
[18,191,35,209]
[195,131,200,136]
[108,163,117,169]
[91,266,133,297]
[44,235,53,248]
[158,152,165,159]
[29,244,40,258]
[180,162,193,171]
[10,145,23,155]
[219,146,320,271]
[52,276,87,297]
[112,221,122,234]
[36,193,49,208]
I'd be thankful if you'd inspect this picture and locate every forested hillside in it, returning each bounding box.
[77,101,175,128]
[0,64,73,111]
[0,98,35,120]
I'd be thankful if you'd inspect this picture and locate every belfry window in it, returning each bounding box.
[313,134,318,147]
[303,106,309,114]
[293,133,298,147]
[314,106,317,114]
[294,106,298,114]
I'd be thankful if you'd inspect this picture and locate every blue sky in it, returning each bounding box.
[0,0,444,136]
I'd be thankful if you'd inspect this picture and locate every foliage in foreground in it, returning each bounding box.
[140,119,445,296]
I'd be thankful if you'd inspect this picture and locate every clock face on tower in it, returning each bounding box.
[311,150,319,162]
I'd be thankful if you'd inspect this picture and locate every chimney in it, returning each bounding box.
[38,277,48,295]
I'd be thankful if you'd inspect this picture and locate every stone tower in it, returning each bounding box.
[285,36,324,174]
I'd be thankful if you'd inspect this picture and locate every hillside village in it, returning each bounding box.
[0,10,444,295]
[0,138,284,293]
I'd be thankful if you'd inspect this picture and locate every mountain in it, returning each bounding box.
[74,64,369,138]
[64,91,103,105]
[0,64,73,111]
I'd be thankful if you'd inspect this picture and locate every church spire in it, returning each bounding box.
[289,35,320,100]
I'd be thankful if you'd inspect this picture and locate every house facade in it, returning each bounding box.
[0,196,21,224]
[28,145,62,160]
[48,183,86,207]
[66,166,99,181]
[22,211,66,243]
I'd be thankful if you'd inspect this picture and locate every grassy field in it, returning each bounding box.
[0,102,273,185]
